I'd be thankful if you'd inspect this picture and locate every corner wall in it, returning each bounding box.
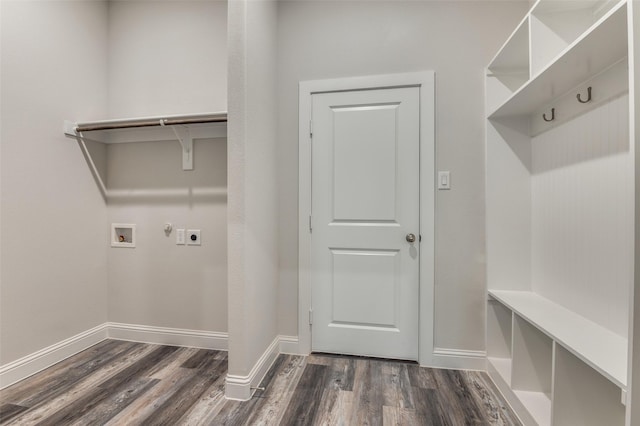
[227,0,280,399]
[0,0,109,364]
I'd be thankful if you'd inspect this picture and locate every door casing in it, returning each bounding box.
[298,72,435,366]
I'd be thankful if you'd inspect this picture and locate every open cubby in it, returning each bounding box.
[487,300,513,385]
[511,315,552,426]
[487,293,627,425]
[487,299,512,359]
[553,345,625,426]
[486,18,530,114]
[530,0,623,75]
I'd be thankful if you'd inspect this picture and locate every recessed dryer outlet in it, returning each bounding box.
[187,229,201,246]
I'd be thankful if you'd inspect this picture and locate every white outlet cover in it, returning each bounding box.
[187,229,201,246]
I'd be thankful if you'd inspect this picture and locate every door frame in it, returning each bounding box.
[298,71,436,366]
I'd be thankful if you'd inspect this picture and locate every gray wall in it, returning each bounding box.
[276,1,529,352]
[0,0,229,368]
[105,0,228,333]
[0,0,530,368]
[227,0,280,378]
[0,0,109,364]
[106,138,227,331]
[107,0,227,118]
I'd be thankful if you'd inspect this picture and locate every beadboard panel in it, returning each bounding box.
[531,94,632,337]
[486,117,532,291]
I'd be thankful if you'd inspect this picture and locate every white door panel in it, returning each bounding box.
[332,104,399,221]
[331,249,400,327]
[311,86,420,360]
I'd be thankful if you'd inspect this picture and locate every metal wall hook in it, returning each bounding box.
[577,86,592,103]
[543,108,555,122]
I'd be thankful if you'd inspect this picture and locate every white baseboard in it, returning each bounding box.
[278,335,300,355]
[225,335,281,401]
[427,347,487,370]
[107,322,228,351]
[0,323,108,389]
[0,322,229,390]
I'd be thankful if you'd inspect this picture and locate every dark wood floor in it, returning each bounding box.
[0,340,520,425]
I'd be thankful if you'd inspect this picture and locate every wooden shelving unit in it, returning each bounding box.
[485,0,632,424]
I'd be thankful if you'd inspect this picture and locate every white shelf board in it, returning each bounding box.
[64,112,227,144]
[488,357,512,385]
[489,290,627,389]
[513,390,551,426]
[532,0,613,15]
[488,0,627,118]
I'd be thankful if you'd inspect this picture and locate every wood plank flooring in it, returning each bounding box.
[0,340,520,425]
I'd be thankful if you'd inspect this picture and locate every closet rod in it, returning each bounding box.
[75,113,228,133]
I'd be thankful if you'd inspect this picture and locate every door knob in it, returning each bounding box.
[406,233,416,243]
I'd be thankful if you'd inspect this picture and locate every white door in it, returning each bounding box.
[311,86,420,360]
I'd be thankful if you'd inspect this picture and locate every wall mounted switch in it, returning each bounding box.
[438,171,451,190]
[176,229,185,245]
[187,229,201,246]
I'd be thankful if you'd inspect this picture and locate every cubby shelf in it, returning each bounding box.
[489,290,627,389]
[514,391,551,426]
[488,0,627,119]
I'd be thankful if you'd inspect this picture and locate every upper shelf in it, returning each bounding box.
[64,112,227,144]
[64,112,227,172]
[488,0,627,119]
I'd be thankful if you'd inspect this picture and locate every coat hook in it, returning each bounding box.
[577,86,592,103]
[543,108,555,122]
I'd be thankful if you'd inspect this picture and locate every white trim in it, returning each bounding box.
[0,323,108,389]
[107,322,228,350]
[279,335,301,355]
[225,335,281,401]
[0,322,229,390]
[298,71,436,365]
[430,348,488,370]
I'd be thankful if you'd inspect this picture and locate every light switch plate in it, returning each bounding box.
[438,171,451,190]
[176,229,185,245]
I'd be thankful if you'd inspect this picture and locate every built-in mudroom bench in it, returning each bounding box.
[485,0,634,424]
[487,290,626,425]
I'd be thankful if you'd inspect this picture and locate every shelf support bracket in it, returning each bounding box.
[170,125,193,171]
[76,130,108,200]
[64,120,108,200]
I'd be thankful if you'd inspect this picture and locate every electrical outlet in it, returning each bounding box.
[176,229,185,245]
[187,229,201,246]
